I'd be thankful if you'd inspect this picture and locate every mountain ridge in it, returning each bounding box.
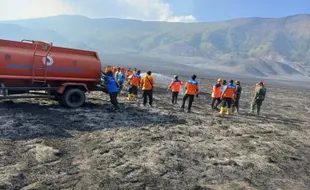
[4,13,309,23]
[1,14,310,79]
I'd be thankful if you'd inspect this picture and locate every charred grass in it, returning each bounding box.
[0,78,310,190]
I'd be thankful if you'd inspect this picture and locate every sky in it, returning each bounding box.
[0,0,309,22]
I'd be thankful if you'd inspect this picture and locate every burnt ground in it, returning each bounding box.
[0,78,310,190]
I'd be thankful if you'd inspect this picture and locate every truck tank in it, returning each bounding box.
[0,39,102,86]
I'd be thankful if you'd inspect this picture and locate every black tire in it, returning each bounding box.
[59,94,68,107]
[60,88,86,108]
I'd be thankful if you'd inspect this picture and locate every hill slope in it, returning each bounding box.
[1,14,310,79]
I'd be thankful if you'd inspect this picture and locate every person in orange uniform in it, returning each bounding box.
[120,67,125,74]
[113,66,118,76]
[127,70,141,101]
[141,71,154,106]
[126,68,132,78]
[168,75,183,104]
[219,79,237,115]
[181,74,199,113]
[211,78,223,110]
[105,65,112,73]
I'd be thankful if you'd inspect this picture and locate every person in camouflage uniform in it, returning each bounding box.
[250,82,267,115]
[232,80,242,114]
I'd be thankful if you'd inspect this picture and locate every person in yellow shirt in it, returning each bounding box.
[141,71,154,107]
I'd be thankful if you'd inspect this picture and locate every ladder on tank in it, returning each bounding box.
[21,40,53,84]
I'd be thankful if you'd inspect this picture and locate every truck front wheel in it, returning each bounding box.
[61,88,86,108]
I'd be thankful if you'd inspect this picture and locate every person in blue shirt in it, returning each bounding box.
[104,70,120,110]
[220,80,227,99]
[116,67,125,94]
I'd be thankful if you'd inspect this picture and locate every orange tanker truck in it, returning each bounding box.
[0,39,105,108]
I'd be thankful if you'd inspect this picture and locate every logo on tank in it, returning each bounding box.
[42,56,54,66]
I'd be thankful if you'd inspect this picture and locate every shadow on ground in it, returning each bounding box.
[0,100,184,141]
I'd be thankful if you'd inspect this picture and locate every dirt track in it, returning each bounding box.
[0,79,310,190]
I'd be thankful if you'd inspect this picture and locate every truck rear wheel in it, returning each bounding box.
[58,94,67,107]
[61,88,86,108]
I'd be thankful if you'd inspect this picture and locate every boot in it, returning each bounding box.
[211,102,215,109]
[235,107,239,114]
[231,106,235,113]
[214,101,221,110]
[133,94,137,101]
[219,107,224,115]
[226,108,231,115]
[180,105,185,112]
[257,105,261,115]
[127,94,132,100]
[181,101,186,110]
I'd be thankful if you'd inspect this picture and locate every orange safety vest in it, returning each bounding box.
[126,70,132,77]
[222,83,236,98]
[105,66,112,73]
[113,67,117,76]
[114,71,119,78]
[128,74,141,87]
[185,79,199,95]
[212,83,221,98]
[168,80,183,92]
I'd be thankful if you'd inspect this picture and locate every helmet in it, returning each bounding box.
[235,80,240,85]
[217,78,222,82]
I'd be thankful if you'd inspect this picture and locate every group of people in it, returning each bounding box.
[168,76,267,115]
[211,78,243,115]
[102,65,267,115]
[102,66,154,110]
[167,74,199,113]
